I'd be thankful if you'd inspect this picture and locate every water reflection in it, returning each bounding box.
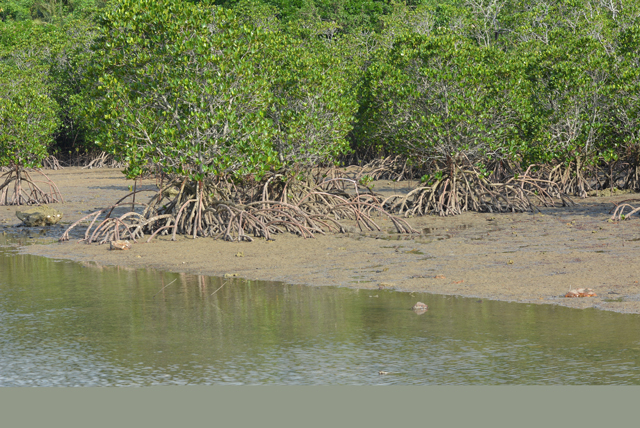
[1,237,640,385]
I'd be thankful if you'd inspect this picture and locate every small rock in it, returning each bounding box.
[16,205,63,227]
[412,302,428,313]
[110,240,131,251]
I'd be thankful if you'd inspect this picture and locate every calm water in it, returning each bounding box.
[2,231,640,385]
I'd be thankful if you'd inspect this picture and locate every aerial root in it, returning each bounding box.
[0,167,63,206]
[517,165,575,207]
[382,165,573,217]
[82,151,123,169]
[53,151,124,168]
[351,155,412,182]
[523,162,592,198]
[41,156,63,170]
[60,177,418,244]
[609,199,640,221]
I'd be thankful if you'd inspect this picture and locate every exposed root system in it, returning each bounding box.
[82,151,123,169]
[609,198,640,221]
[383,162,573,217]
[352,156,412,182]
[60,176,417,244]
[517,164,576,207]
[41,156,63,170]
[51,151,123,168]
[0,167,64,206]
[619,161,640,191]
[526,161,593,198]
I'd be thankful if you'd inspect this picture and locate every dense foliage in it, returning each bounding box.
[83,0,356,180]
[0,64,59,168]
[358,34,531,165]
[0,19,60,168]
[3,0,640,203]
[0,0,104,22]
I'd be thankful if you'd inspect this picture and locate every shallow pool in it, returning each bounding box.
[2,232,639,385]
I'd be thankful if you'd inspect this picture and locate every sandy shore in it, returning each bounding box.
[3,167,640,314]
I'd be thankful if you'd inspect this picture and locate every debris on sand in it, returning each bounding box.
[565,288,597,298]
[110,240,132,250]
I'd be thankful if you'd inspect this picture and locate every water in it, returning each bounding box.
[2,232,640,385]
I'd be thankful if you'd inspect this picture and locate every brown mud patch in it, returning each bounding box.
[3,168,640,314]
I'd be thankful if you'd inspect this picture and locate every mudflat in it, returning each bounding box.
[3,168,640,314]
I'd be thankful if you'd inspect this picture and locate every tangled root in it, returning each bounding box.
[0,167,64,206]
[518,164,576,207]
[55,151,123,168]
[352,156,412,182]
[60,176,417,244]
[525,162,592,198]
[82,151,124,169]
[595,159,640,192]
[41,156,63,170]
[609,199,640,221]
[383,163,573,217]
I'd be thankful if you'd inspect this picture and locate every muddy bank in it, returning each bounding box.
[3,168,640,314]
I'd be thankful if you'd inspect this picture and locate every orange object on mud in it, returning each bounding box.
[565,288,597,298]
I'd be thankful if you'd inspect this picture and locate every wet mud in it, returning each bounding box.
[3,168,640,314]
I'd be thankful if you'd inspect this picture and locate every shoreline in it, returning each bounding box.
[3,168,640,314]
